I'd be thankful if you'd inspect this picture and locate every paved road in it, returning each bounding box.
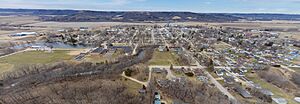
[182,46,238,103]
[131,44,138,55]
[151,29,156,44]
[194,58,238,103]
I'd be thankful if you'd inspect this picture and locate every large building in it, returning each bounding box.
[10,32,37,37]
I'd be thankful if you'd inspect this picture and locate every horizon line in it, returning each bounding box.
[1,8,300,15]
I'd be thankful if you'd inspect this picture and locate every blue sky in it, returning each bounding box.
[1,0,300,14]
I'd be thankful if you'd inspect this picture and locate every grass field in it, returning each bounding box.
[247,73,298,104]
[291,67,300,73]
[148,50,180,65]
[0,50,74,74]
[84,50,124,63]
[0,63,13,74]
[120,78,142,95]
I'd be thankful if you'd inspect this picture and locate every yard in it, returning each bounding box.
[246,73,298,104]
[0,50,74,74]
[148,50,181,65]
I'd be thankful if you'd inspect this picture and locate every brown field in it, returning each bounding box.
[278,32,300,40]
[0,16,39,25]
[172,21,300,40]
[26,22,166,30]
[174,21,300,31]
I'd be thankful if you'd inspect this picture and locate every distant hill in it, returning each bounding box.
[39,11,242,22]
[231,13,300,21]
[0,8,300,22]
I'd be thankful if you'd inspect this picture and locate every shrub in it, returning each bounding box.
[185,72,194,77]
[124,69,133,76]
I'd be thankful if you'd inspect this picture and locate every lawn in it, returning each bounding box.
[246,73,298,104]
[148,50,180,65]
[0,50,74,74]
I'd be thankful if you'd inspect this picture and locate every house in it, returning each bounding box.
[197,76,208,83]
[259,89,274,96]
[215,70,224,76]
[223,76,235,84]
[170,46,183,53]
[193,68,205,76]
[152,68,163,73]
[156,79,170,88]
[272,97,287,104]
[158,46,165,52]
[138,85,147,94]
[79,27,89,31]
[171,77,187,84]
[239,68,248,73]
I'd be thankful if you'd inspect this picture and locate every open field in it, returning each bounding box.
[0,16,39,25]
[247,73,298,104]
[120,77,143,95]
[0,50,75,74]
[84,55,108,63]
[278,32,300,40]
[27,22,165,30]
[0,63,13,74]
[84,50,124,63]
[148,50,181,66]
[173,21,300,40]
[292,55,300,65]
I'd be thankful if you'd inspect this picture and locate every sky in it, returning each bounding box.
[0,0,300,14]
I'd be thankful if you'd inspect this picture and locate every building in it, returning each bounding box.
[109,46,132,55]
[197,76,208,83]
[259,89,274,96]
[10,32,37,37]
[234,86,252,98]
[154,92,161,104]
[158,46,165,52]
[90,47,108,55]
[30,45,52,52]
[152,68,164,73]
[272,97,287,104]
[294,97,300,103]
[215,70,224,76]
[223,76,235,84]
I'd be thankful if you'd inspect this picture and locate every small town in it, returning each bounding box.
[0,22,299,104]
[0,1,300,104]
